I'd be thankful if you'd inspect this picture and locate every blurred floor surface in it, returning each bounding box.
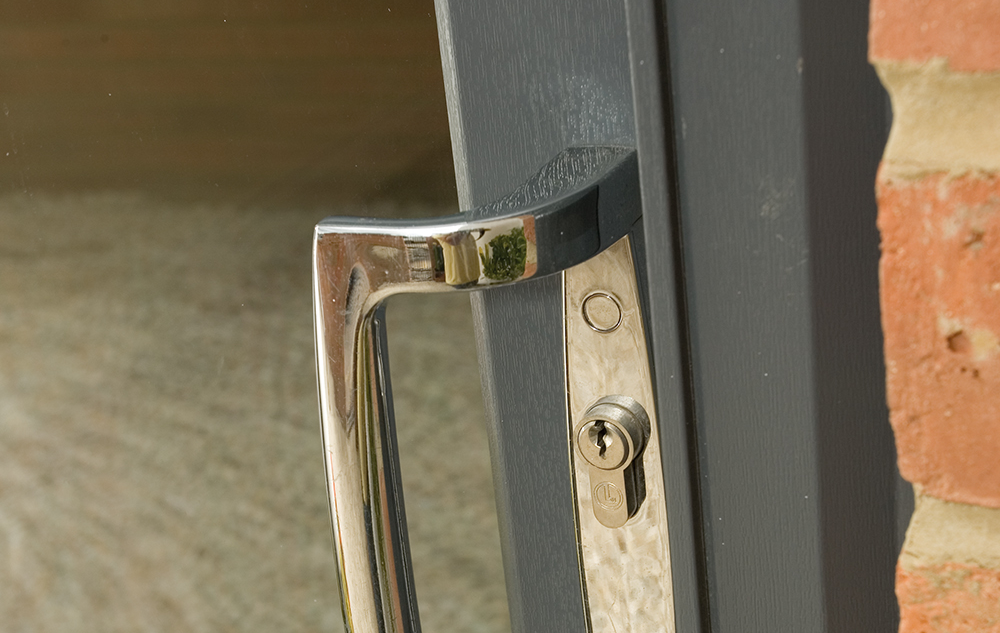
[0,192,508,632]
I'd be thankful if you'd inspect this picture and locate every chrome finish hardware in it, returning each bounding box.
[581,292,624,333]
[577,395,649,470]
[575,395,650,527]
[313,147,644,633]
[565,237,676,632]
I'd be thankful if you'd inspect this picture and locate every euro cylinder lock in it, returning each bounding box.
[574,395,650,528]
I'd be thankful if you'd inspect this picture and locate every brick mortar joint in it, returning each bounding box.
[873,58,1000,175]
[900,490,1000,572]
[872,56,1000,77]
[878,162,1000,182]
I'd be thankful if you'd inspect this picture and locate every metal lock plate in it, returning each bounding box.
[564,237,675,632]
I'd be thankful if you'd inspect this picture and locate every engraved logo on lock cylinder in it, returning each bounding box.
[594,481,624,510]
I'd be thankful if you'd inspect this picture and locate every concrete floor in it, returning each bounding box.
[0,194,508,631]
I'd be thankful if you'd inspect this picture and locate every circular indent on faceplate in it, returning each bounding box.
[582,292,623,333]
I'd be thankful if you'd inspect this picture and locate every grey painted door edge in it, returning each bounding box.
[433,0,901,630]
[646,0,900,629]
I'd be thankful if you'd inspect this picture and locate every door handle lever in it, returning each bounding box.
[313,146,663,632]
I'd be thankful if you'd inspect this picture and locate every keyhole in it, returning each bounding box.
[591,421,612,458]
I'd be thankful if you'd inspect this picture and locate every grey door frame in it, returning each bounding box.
[434,0,900,630]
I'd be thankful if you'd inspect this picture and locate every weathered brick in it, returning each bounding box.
[898,563,1000,632]
[870,0,1000,72]
[878,170,1000,507]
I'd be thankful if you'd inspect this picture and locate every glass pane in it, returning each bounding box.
[388,293,509,632]
[0,1,507,630]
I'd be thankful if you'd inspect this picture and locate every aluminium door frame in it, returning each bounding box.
[434,0,900,630]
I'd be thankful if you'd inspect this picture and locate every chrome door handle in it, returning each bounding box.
[313,146,674,632]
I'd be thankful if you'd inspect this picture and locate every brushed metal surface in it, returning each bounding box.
[565,237,676,632]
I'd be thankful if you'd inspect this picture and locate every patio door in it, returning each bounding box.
[433,0,901,630]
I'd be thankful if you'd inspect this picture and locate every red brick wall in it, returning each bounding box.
[870,1,1000,630]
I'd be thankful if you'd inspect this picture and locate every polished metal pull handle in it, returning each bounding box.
[312,146,672,632]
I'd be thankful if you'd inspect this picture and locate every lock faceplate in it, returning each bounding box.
[564,236,675,633]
